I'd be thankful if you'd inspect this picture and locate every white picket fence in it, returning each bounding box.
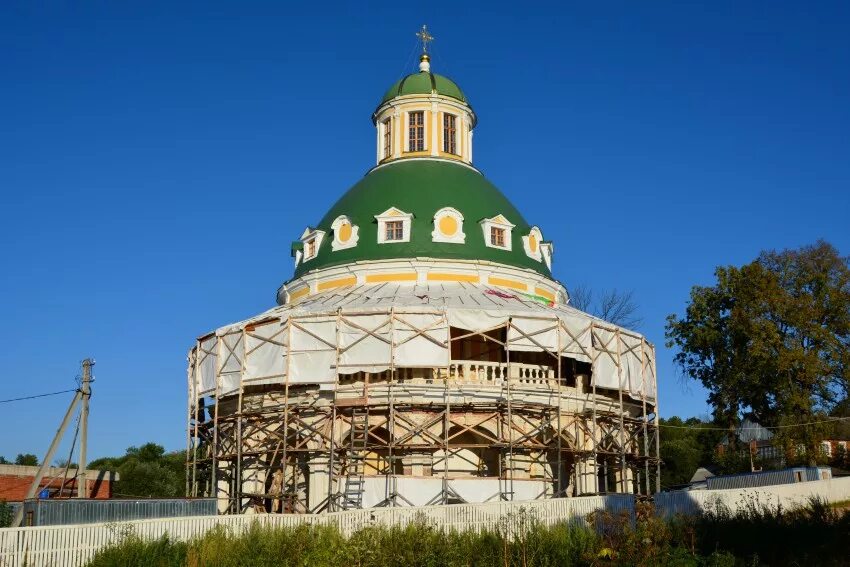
[3,479,848,567]
[0,495,632,567]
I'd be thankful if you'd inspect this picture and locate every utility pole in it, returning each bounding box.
[12,358,94,527]
[77,359,94,498]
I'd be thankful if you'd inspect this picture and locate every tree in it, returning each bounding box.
[658,416,726,487]
[15,454,38,466]
[666,241,850,462]
[0,456,8,465]
[89,442,185,498]
[569,285,643,328]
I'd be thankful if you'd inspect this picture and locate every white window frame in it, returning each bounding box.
[443,113,457,155]
[821,441,832,457]
[382,118,392,160]
[300,227,325,263]
[522,226,544,262]
[405,111,426,153]
[375,207,413,244]
[330,215,359,251]
[480,215,515,251]
[432,207,465,244]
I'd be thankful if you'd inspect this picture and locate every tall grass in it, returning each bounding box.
[87,498,848,567]
[87,517,601,567]
[691,496,850,566]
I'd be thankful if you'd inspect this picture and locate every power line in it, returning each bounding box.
[0,389,78,404]
[658,416,850,431]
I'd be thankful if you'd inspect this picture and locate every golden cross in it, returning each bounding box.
[415,25,434,54]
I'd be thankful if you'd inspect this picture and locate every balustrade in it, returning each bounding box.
[335,360,556,388]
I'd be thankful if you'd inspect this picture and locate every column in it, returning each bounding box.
[307,454,331,513]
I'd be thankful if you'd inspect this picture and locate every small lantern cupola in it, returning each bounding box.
[373,26,476,166]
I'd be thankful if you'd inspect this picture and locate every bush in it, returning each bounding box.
[691,495,850,566]
[0,500,13,528]
[86,499,847,567]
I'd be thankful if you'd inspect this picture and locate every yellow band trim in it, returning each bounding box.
[488,276,527,291]
[317,276,357,292]
[365,272,418,283]
[427,273,479,283]
[534,287,555,301]
[289,286,310,301]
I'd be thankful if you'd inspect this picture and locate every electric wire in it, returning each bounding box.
[657,416,850,431]
[396,37,420,81]
[0,389,78,404]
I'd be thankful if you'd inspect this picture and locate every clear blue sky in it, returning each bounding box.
[1,1,848,462]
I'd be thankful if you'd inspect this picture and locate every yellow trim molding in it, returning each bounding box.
[365,272,418,283]
[427,272,479,283]
[289,286,310,301]
[534,287,555,301]
[317,276,357,292]
[488,276,527,291]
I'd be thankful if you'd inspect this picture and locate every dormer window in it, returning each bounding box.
[299,227,326,262]
[383,118,392,159]
[480,215,515,250]
[408,111,425,152]
[375,207,413,244]
[443,114,457,154]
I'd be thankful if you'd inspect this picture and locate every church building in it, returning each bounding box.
[186,28,659,513]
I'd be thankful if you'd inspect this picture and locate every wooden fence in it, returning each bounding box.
[3,478,849,567]
[0,495,632,567]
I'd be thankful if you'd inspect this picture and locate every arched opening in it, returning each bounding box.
[435,425,500,477]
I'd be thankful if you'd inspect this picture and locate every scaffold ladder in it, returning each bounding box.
[342,407,369,509]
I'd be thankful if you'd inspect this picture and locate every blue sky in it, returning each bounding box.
[1,1,848,462]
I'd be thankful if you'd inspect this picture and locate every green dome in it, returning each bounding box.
[293,160,550,278]
[378,71,468,108]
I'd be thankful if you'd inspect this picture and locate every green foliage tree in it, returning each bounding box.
[0,456,9,464]
[15,453,38,466]
[658,416,724,487]
[89,443,185,498]
[666,241,850,462]
[0,500,12,528]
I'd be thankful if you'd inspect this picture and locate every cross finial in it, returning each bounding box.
[416,25,434,54]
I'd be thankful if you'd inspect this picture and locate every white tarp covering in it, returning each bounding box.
[187,349,198,402]
[447,309,509,334]
[198,335,218,396]
[339,314,392,374]
[358,477,549,508]
[507,316,558,353]
[558,312,593,363]
[393,312,449,367]
[591,327,620,390]
[619,333,644,400]
[289,317,337,384]
[244,318,287,385]
[450,479,548,503]
[218,330,244,396]
[643,344,658,401]
[192,282,656,401]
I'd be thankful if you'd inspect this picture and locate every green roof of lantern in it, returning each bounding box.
[379,71,468,107]
[292,159,550,278]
